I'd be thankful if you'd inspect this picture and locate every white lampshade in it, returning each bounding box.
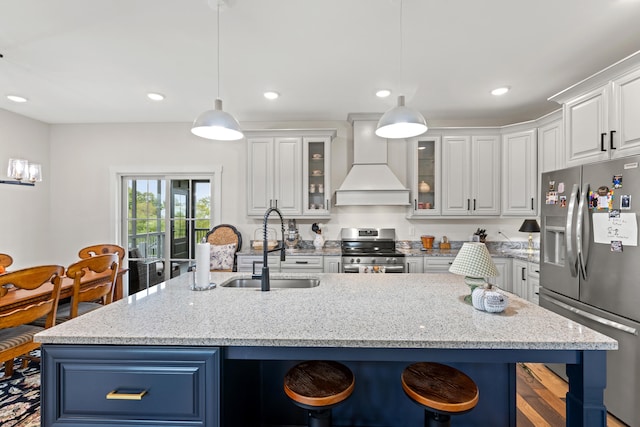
[375,95,428,139]
[191,99,244,141]
[449,242,499,286]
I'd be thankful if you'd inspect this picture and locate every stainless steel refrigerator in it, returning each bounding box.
[539,158,640,427]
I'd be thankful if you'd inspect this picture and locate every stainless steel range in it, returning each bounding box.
[340,228,405,273]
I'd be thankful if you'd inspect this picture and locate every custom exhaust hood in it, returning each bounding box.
[335,114,410,206]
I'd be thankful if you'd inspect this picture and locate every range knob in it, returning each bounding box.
[350,258,355,264]
[371,258,376,264]
[385,257,392,264]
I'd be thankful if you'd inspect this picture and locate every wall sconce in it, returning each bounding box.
[0,158,42,186]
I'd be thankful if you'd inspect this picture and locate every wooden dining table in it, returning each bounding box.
[0,268,128,315]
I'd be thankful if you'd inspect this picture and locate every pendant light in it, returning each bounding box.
[376,0,427,139]
[191,1,243,141]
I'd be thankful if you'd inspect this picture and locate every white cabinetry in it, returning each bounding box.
[441,135,500,216]
[424,257,455,272]
[323,256,341,273]
[405,257,424,273]
[280,256,323,273]
[512,259,528,299]
[550,57,640,166]
[407,136,441,216]
[528,262,540,304]
[537,112,564,173]
[246,130,335,218]
[488,257,511,292]
[501,128,537,216]
[236,254,281,273]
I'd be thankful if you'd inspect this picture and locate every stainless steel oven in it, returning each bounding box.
[340,228,405,273]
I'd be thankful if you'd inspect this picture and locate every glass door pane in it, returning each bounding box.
[417,140,436,211]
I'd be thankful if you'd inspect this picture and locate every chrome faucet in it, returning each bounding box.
[252,207,286,291]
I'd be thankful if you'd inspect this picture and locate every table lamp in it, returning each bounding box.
[449,242,500,303]
[519,219,540,253]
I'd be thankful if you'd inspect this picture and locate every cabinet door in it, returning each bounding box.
[323,256,341,273]
[471,135,501,215]
[565,84,610,166]
[501,130,537,216]
[405,257,424,273]
[303,137,331,216]
[612,67,640,158]
[538,118,564,173]
[273,137,302,215]
[441,136,471,215]
[512,259,528,298]
[488,257,511,292]
[408,137,441,216]
[247,138,275,216]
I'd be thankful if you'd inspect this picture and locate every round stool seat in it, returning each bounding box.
[402,362,479,414]
[284,360,355,408]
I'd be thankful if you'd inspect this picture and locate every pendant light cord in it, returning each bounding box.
[216,1,220,99]
[399,0,403,96]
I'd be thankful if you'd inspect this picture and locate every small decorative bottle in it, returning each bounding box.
[313,232,324,250]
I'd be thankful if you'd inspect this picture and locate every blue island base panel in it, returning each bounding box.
[251,361,515,427]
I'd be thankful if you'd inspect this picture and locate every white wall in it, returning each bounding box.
[0,109,52,269]
[0,109,533,268]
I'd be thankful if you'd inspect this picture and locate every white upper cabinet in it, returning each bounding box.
[501,128,537,216]
[537,111,564,173]
[441,134,500,216]
[549,54,640,166]
[246,129,335,218]
[407,136,441,216]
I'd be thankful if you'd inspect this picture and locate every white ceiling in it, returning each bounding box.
[2,0,640,126]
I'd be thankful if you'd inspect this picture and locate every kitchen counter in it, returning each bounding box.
[36,273,614,426]
[36,272,610,349]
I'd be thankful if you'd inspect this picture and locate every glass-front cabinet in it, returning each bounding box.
[408,136,441,216]
[303,136,331,216]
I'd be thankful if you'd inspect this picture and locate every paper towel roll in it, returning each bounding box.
[195,242,211,288]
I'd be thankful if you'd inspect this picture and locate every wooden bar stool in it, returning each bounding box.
[284,360,355,427]
[401,362,479,427]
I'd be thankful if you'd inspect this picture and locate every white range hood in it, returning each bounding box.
[335,114,410,206]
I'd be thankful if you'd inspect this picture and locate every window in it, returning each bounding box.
[114,166,222,295]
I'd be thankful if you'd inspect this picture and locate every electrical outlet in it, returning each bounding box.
[410,226,415,237]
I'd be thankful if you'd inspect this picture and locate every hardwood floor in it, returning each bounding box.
[517,363,628,426]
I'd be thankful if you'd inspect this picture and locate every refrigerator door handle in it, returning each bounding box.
[541,294,638,336]
[577,183,590,280]
[566,183,579,277]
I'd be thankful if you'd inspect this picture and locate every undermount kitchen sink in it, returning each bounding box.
[221,278,320,289]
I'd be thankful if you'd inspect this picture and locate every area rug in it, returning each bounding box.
[0,351,41,427]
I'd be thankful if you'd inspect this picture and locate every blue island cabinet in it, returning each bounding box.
[41,345,220,427]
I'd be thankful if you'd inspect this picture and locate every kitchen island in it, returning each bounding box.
[36,272,616,427]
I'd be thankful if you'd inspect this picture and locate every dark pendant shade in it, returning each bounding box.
[519,219,540,233]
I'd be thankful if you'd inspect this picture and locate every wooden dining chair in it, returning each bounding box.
[78,244,125,300]
[0,253,13,274]
[0,264,64,377]
[55,253,119,322]
[206,224,242,272]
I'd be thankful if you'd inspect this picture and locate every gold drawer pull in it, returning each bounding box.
[106,389,148,400]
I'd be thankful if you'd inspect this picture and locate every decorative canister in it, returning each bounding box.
[419,181,431,193]
[420,235,435,249]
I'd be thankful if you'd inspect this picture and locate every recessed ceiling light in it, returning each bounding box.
[264,91,280,100]
[7,95,27,103]
[147,92,165,101]
[376,89,391,98]
[491,87,510,96]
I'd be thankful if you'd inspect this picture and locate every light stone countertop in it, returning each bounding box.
[36,272,616,351]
